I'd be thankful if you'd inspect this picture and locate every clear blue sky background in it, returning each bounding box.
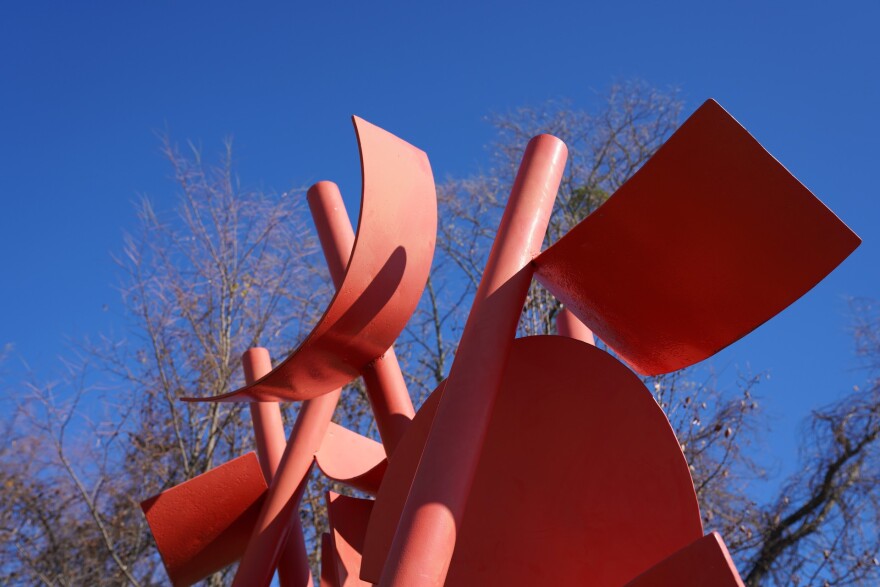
[2,1,878,498]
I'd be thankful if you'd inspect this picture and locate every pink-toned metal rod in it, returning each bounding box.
[555,306,595,346]
[234,180,413,586]
[243,348,288,481]
[234,389,340,587]
[243,348,313,587]
[233,182,355,587]
[360,347,413,455]
[380,135,568,587]
[308,181,415,456]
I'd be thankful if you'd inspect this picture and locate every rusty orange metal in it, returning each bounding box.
[139,452,267,587]
[623,533,745,587]
[326,492,375,586]
[535,99,860,376]
[315,423,388,495]
[193,117,436,403]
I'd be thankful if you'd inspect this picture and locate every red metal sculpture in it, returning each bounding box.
[141,103,860,586]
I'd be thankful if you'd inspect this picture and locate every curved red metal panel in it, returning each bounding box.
[535,99,860,376]
[316,423,388,496]
[363,336,703,585]
[327,492,374,587]
[140,452,267,587]
[191,117,436,402]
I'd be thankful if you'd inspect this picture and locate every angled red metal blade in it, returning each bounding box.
[326,492,374,586]
[362,336,703,585]
[535,99,860,375]
[140,452,267,586]
[315,422,388,495]
[193,117,436,402]
[623,532,745,587]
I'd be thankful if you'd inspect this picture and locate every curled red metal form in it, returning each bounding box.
[190,116,437,402]
[136,104,861,586]
[139,453,268,586]
[315,423,388,495]
[535,99,860,376]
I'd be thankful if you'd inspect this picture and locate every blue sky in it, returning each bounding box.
[2,1,878,494]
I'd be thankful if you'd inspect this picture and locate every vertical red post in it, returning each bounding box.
[555,306,595,346]
[243,348,287,481]
[308,181,415,456]
[380,135,568,587]
[243,347,313,587]
[233,181,415,586]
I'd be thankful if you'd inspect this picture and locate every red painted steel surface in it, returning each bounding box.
[307,181,414,455]
[535,99,860,376]
[623,533,745,587]
[232,181,357,587]
[360,385,444,583]
[320,533,341,587]
[555,306,595,345]
[366,337,702,585]
[316,422,388,495]
[242,347,313,587]
[380,135,567,587]
[242,348,287,481]
[327,492,375,586]
[196,117,436,402]
[140,453,268,586]
[360,347,414,455]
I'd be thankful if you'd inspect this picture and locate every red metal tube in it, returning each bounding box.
[309,181,415,456]
[555,306,595,346]
[234,180,415,586]
[379,134,568,587]
[243,347,313,587]
[243,347,288,481]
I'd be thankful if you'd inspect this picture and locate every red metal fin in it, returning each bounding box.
[535,99,860,375]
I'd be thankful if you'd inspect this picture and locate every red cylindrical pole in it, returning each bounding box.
[243,347,312,587]
[233,181,415,586]
[555,306,595,346]
[308,181,415,456]
[243,348,287,481]
[380,135,568,587]
[360,347,413,455]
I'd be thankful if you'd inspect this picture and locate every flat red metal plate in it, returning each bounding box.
[316,422,388,495]
[362,336,702,585]
[326,492,374,586]
[535,99,860,375]
[623,532,745,587]
[193,117,436,402]
[140,452,267,586]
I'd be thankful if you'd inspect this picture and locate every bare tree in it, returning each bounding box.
[736,302,880,586]
[2,82,877,586]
